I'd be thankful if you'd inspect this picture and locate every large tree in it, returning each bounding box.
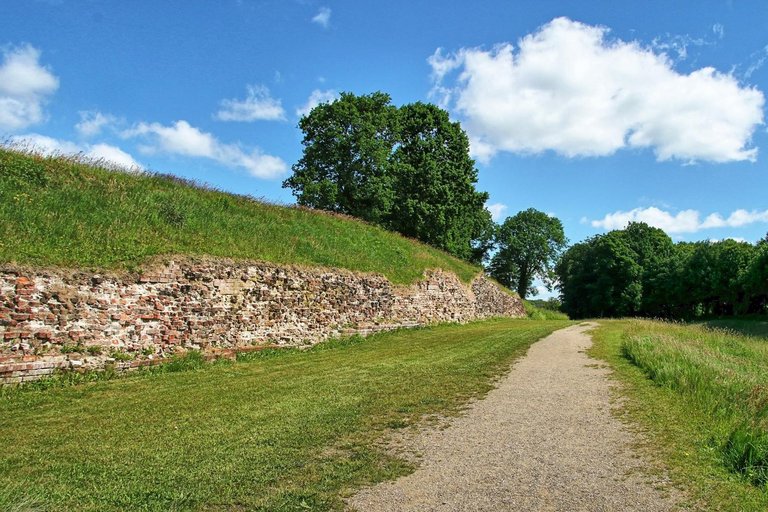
[284,92,397,224]
[489,208,566,299]
[387,102,490,261]
[283,92,491,261]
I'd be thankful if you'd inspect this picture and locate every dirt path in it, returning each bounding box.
[347,323,681,511]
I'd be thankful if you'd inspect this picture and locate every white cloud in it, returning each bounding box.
[87,143,141,169]
[712,24,725,40]
[10,133,79,154]
[486,202,507,222]
[215,85,286,122]
[312,7,331,28]
[122,120,287,178]
[296,89,338,117]
[75,110,117,137]
[429,17,764,164]
[0,45,59,131]
[10,133,141,169]
[590,206,768,234]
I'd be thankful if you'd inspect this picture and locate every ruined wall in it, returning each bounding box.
[0,258,525,384]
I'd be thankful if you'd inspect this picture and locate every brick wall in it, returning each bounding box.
[0,258,524,384]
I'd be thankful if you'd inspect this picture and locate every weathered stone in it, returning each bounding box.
[0,258,524,383]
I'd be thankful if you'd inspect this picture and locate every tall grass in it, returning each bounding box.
[523,300,569,320]
[621,320,768,488]
[0,147,479,284]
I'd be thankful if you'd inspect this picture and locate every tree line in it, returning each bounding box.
[283,91,765,319]
[555,222,768,319]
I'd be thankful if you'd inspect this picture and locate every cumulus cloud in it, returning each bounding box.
[296,89,338,117]
[486,202,508,222]
[312,7,331,28]
[87,143,141,169]
[75,110,118,137]
[122,120,287,178]
[10,133,141,169]
[215,85,285,122]
[429,17,764,164]
[10,133,79,154]
[0,45,59,131]
[590,206,768,234]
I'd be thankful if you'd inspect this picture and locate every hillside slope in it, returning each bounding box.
[0,147,479,284]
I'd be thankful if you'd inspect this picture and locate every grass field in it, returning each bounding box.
[0,147,478,284]
[522,300,569,321]
[590,319,768,511]
[0,318,568,511]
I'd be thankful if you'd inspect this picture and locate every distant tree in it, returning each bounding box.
[745,238,768,313]
[589,232,643,317]
[622,222,675,317]
[284,92,492,261]
[556,224,766,320]
[676,240,755,316]
[555,231,642,318]
[554,241,591,319]
[489,208,566,299]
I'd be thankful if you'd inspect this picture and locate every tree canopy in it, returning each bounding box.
[283,92,490,262]
[556,223,767,319]
[488,208,566,299]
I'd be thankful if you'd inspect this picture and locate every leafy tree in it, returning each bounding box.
[556,224,767,320]
[745,237,768,313]
[388,102,490,260]
[590,232,643,317]
[622,222,675,317]
[284,92,491,261]
[556,229,645,318]
[555,240,593,319]
[489,208,566,298]
[284,92,397,224]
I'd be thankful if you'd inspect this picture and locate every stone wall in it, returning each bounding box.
[0,258,525,384]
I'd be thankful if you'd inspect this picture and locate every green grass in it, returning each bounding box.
[0,318,569,511]
[0,147,479,284]
[522,300,569,320]
[590,319,768,511]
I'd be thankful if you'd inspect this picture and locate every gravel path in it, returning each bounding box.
[347,323,681,512]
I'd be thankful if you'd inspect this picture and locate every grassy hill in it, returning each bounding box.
[0,147,479,284]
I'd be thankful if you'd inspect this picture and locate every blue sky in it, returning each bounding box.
[2,1,768,262]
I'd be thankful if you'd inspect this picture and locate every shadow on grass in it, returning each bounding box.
[699,317,768,340]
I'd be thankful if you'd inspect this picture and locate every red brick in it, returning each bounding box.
[15,277,33,288]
